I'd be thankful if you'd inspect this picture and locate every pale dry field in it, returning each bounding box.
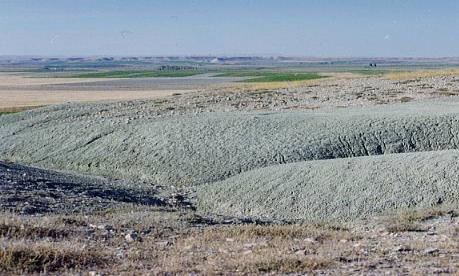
[0,89,196,110]
[0,73,198,111]
[0,73,121,86]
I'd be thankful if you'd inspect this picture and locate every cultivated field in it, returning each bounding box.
[0,72,240,112]
[1,63,459,274]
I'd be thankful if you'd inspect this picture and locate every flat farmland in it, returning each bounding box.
[0,73,241,111]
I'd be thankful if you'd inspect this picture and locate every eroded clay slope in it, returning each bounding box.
[2,100,459,186]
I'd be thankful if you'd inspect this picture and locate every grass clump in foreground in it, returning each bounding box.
[73,70,204,78]
[381,206,459,233]
[215,70,325,82]
[0,242,109,273]
[250,258,331,273]
[1,207,459,274]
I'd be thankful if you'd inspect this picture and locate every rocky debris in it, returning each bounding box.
[48,74,457,117]
[393,245,412,253]
[424,247,440,254]
[0,161,175,214]
[125,230,141,243]
[167,192,194,209]
[155,240,172,247]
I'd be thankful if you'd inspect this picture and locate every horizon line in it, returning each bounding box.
[2,55,459,59]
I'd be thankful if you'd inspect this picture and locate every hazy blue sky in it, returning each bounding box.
[1,0,458,57]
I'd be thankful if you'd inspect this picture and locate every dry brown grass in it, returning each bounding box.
[381,206,458,233]
[433,89,459,97]
[0,222,69,240]
[0,206,458,274]
[0,241,110,273]
[385,68,459,80]
[0,215,109,273]
[0,105,42,113]
[399,96,414,103]
[199,224,353,241]
[247,257,331,273]
[140,224,360,274]
[214,79,323,93]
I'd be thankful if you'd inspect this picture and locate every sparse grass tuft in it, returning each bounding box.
[249,257,332,273]
[0,222,69,240]
[434,88,458,96]
[0,242,110,273]
[0,106,42,114]
[400,96,414,103]
[385,222,425,233]
[201,224,347,240]
[382,206,458,233]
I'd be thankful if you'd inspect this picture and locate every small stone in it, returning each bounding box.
[243,243,257,248]
[125,230,141,243]
[155,240,172,247]
[424,248,439,254]
[304,238,316,243]
[294,250,306,255]
[97,224,112,231]
[21,205,36,214]
[115,250,125,258]
[393,245,411,252]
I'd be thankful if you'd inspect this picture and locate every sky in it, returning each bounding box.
[0,0,458,57]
